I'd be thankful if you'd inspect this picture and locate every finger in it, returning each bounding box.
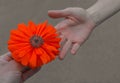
[8,60,27,72]
[59,40,72,60]
[0,52,13,62]
[60,35,66,46]
[59,35,67,51]
[48,9,70,18]
[22,67,41,81]
[55,19,70,30]
[71,43,80,55]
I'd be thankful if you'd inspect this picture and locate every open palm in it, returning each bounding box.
[48,8,95,59]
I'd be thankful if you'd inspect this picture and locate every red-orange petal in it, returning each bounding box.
[37,21,48,36]
[18,24,32,37]
[29,51,37,68]
[28,21,37,34]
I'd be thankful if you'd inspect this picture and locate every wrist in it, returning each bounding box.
[84,9,96,30]
[86,8,98,27]
[86,0,101,26]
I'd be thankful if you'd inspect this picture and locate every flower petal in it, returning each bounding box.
[37,21,48,36]
[18,23,32,37]
[28,21,37,34]
[9,35,29,42]
[29,51,37,68]
[21,52,31,66]
[37,48,50,64]
[8,43,30,52]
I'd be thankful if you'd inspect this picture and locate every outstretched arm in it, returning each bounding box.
[87,0,120,26]
[48,0,120,59]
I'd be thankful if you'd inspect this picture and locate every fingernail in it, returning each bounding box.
[71,51,76,55]
[59,57,64,60]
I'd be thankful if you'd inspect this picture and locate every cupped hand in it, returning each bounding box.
[0,52,41,83]
[48,7,95,59]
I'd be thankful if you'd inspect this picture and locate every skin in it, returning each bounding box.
[48,8,95,59]
[87,0,120,26]
[0,52,41,83]
[48,0,120,60]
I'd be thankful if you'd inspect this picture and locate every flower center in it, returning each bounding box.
[30,35,44,48]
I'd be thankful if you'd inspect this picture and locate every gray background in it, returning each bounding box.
[0,0,120,83]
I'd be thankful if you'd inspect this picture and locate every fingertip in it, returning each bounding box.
[58,54,64,60]
[48,10,55,18]
[48,10,51,13]
[48,10,54,14]
[48,10,61,18]
[71,43,80,55]
[71,50,76,55]
[48,10,56,13]
[58,56,64,60]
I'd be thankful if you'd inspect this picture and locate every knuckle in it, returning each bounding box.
[0,59,7,66]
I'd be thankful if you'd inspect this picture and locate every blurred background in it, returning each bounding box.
[0,0,120,83]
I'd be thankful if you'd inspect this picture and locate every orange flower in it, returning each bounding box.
[8,21,61,68]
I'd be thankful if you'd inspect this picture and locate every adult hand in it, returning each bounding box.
[48,7,95,59]
[0,52,41,83]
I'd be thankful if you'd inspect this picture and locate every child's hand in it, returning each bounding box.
[0,52,41,83]
[48,7,95,59]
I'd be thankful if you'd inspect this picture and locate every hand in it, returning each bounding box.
[0,52,41,83]
[48,7,95,59]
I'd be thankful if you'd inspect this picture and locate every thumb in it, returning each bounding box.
[48,9,70,18]
[7,60,25,72]
[3,71,22,83]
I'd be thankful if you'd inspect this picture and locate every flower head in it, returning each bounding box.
[8,21,61,68]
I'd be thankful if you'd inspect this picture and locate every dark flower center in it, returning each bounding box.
[30,35,44,48]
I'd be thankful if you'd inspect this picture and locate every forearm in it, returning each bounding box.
[87,0,120,26]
